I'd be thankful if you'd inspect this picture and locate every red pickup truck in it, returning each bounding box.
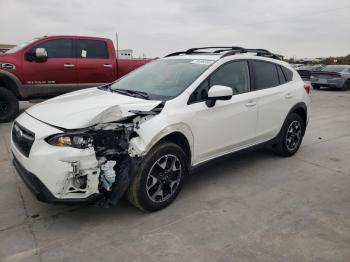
[0,35,150,122]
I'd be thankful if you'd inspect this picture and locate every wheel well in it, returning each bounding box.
[292,107,307,132]
[0,75,20,97]
[160,132,191,161]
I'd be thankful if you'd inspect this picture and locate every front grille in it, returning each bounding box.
[12,122,35,157]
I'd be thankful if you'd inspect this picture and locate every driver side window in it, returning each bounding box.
[29,39,74,58]
[189,60,250,103]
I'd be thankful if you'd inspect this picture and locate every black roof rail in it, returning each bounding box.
[165,46,283,60]
[165,46,247,57]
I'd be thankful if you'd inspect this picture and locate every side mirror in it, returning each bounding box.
[35,48,48,60]
[25,48,48,62]
[206,85,233,107]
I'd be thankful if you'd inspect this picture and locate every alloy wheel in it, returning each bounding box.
[146,154,182,203]
[285,120,302,151]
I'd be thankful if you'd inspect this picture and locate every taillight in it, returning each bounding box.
[304,83,311,94]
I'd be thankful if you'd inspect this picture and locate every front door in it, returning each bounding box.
[22,38,77,97]
[185,60,258,164]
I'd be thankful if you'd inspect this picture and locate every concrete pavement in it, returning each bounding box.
[0,90,350,262]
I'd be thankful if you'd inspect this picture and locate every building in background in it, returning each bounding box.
[117,49,133,59]
[0,44,15,53]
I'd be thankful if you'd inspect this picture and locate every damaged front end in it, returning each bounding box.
[48,103,164,207]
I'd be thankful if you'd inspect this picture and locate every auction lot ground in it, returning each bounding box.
[0,89,350,262]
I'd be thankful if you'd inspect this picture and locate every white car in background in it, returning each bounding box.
[11,47,311,211]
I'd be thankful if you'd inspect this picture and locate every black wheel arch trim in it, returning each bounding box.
[0,70,24,98]
[272,102,308,144]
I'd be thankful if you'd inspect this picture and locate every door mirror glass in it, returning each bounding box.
[35,48,48,59]
[206,85,233,107]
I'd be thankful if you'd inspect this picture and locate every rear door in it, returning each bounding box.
[251,60,296,141]
[75,39,116,88]
[22,38,77,97]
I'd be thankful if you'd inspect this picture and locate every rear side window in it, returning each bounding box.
[32,39,73,58]
[76,40,108,58]
[281,66,293,82]
[252,61,279,89]
[277,66,286,84]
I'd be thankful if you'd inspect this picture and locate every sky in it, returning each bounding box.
[0,0,349,58]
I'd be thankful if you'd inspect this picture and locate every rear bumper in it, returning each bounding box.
[311,77,346,88]
[13,156,102,205]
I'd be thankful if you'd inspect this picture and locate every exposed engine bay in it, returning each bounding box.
[57,102,165,207]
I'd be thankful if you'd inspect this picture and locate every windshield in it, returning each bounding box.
[109,59,213,99]
[6,38,39,54]
[322,65,346,73]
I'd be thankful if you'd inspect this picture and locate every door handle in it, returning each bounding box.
[103,64,113,68]
[285,92,293,99]
[245,100,257,107]
[64,64,75,68]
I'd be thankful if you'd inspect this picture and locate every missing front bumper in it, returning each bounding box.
[13,156,103,205]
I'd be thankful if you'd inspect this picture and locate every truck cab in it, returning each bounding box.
[0,35,149,122]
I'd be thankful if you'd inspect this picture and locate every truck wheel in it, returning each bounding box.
[273,113,305,157]
[127,141,188,212]
[0,86,19,123]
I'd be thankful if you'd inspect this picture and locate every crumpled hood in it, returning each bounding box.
[26,88,162,129]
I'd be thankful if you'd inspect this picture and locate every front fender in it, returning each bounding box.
[129,122,194,164]
[0,70,23,98]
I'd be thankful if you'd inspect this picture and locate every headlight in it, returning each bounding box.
[46,134,93,149]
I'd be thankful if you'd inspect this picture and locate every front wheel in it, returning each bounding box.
[273,113,305,157]
[127,141,188,212]
[0,86,19,123]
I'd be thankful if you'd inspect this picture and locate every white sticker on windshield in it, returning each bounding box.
[190,60,214,65]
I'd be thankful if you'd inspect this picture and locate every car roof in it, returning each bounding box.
[163,53,292,69]
[163,54,222,61]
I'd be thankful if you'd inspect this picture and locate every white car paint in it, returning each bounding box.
[11,53,310,202]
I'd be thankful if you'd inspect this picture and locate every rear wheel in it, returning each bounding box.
[273,113,305,157]
[342,80,350,91]
[0,86,19,123]
[127,141,188,212]
[312,84,320,90]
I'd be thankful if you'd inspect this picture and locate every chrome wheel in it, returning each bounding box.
[285,120,302,151]
[146,154,182,203]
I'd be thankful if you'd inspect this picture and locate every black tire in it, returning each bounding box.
[273,113,305,157]
[0,86,19,123]
[126,141,188,212]
[341,80,350,91]
[312,84,320,90]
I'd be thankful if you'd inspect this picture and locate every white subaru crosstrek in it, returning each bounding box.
[11,47,311,211]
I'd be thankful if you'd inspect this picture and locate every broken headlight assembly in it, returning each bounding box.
[46,133,93,149]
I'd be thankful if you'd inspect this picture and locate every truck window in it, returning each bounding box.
[31,39,74,58]
[76,40,108,58]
